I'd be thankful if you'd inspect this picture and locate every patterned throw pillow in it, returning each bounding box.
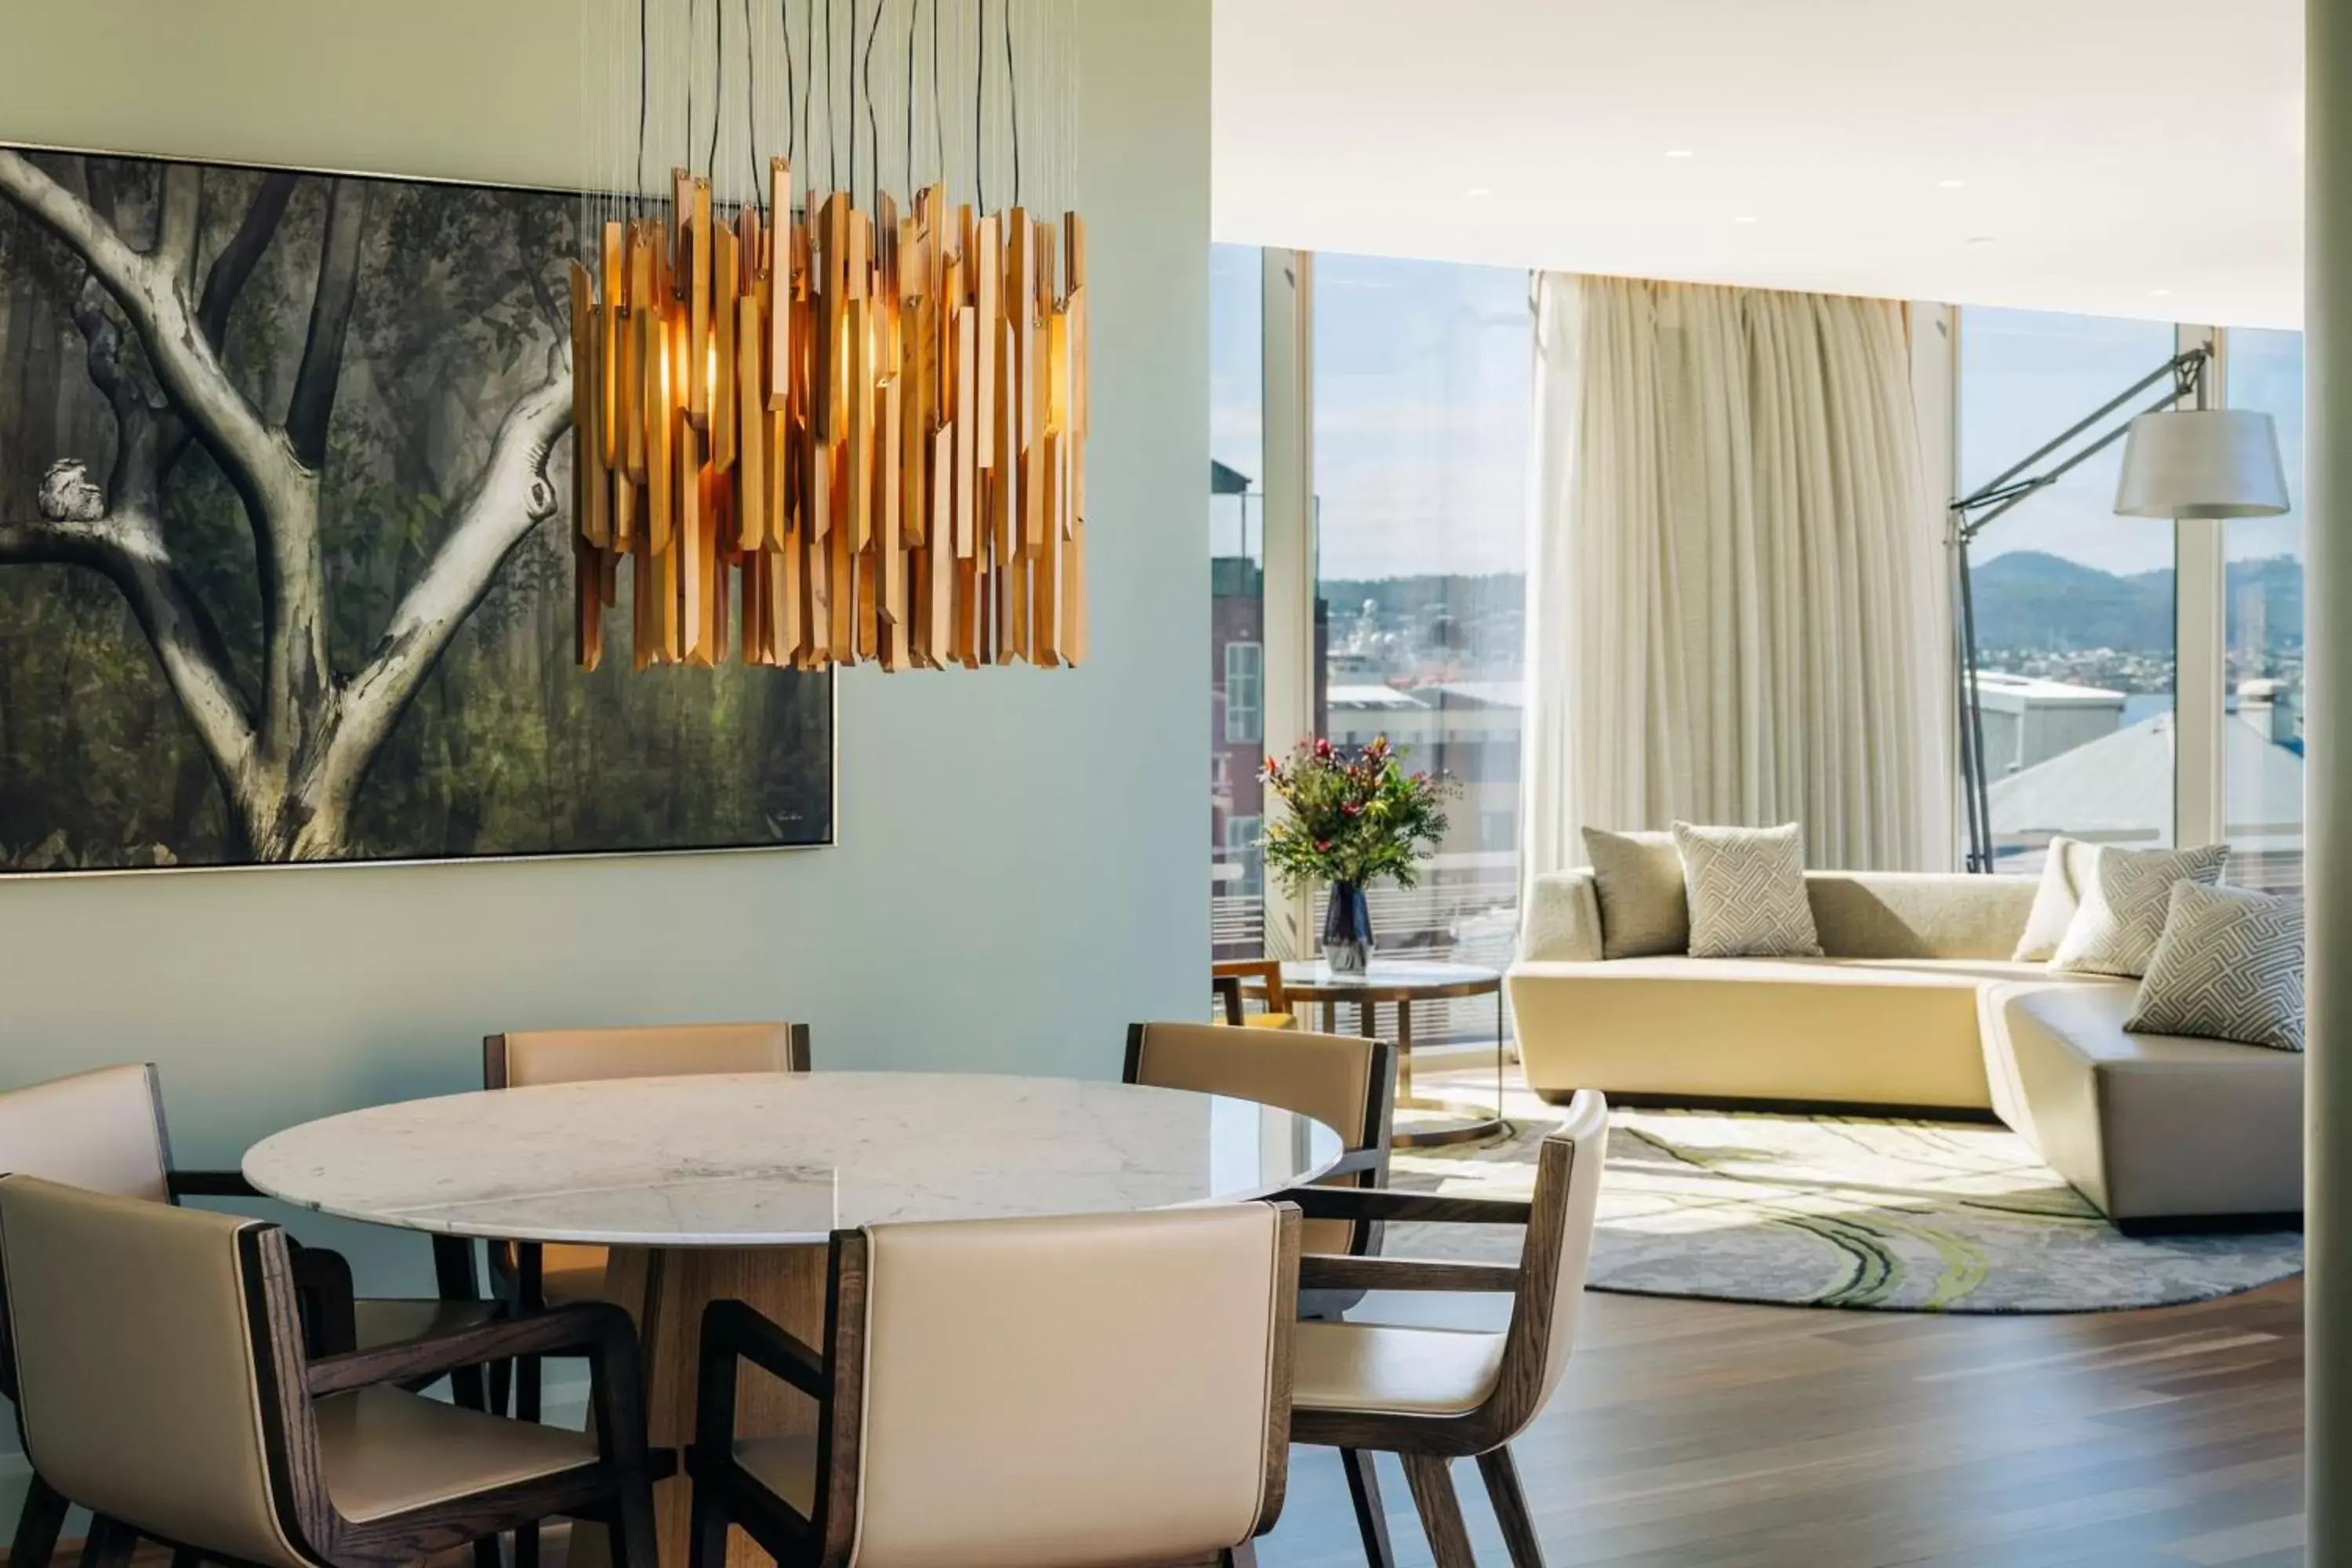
[1671,822,1822,959]
[2127,881,2304,1051]
[2048,843,2229,978]
[1582,827,1689,959]
[2012,837,2099,963]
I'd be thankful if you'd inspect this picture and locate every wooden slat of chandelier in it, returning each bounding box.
[566,160,1086,671]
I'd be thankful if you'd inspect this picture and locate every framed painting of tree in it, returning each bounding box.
[0,146,833,873]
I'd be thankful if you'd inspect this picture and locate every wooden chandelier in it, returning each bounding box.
[567,163,1087,673]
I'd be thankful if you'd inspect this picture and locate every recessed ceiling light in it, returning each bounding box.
[1938,178,1968,189]
[1966,235,1996,245]
[2148,288,2173,298]
[1465,187,1493,198]
[1664,149,1695,159]
[1733,215,1759,224]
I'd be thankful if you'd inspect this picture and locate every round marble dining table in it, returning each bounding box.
[245,1071,1343,1568]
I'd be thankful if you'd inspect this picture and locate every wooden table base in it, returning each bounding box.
[568,1244,831,1568]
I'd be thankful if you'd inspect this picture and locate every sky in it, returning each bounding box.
[1210,245,1532,583]
[1213,258,2306,586]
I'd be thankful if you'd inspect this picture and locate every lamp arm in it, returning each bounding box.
[1953,376,2201,545]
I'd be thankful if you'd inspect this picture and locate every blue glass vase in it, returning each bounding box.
[1323,880,1373,975]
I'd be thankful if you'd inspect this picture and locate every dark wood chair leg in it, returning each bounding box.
[514,1347,543,1568]
[168,1551,200,1568]
[9,1473,69,1568]
[1341,1449,1399,1568]
[1220,1544,1259,1568]
[488,1355,514,1416]
[76,1518,138,1568]
[470,1536,503,1568]
[1476,1446,1543,1568]
[688,1473,735,1568]
[1401,1454,1478,1568]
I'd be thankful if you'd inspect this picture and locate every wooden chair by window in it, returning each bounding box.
[685,1203,1301,1568]
[1271,1090,1608,1568]
[1213,958,1297,1029]
[481,1024,813,1489]
[0,1176,659,1568]
[0,1064,504,1568]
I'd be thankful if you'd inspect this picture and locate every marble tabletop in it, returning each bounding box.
[242,1071,1345,1247]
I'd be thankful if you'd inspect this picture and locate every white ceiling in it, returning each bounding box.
[1214,0,2304,328]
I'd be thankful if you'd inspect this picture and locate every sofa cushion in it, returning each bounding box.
[1806,871,2041,960]
[2012,837,2099,962]
[1980,979,2303,1221]
[2049,842,2229,978]
[1581,828,1688,959]
[1672,822,1822,958]
[2127,881,2304,1053]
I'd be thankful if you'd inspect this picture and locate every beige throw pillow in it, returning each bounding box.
[2126,880,2304,1051]
[2012,837,2099,963]
[1581,827,1689,959]
[2048,842,2230,978]
[1671,822,1823,959]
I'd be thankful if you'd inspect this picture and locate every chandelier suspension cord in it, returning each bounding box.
[637,0,651,199]
[906,0,918,196]
[710,0,724,180]
[932,0,945,194]
[685,0,695,176]
[862,0,884,209]
[975,0,986,212]
[744,0,759,212]
[1003,0,1018,208]
[827,0,840,193]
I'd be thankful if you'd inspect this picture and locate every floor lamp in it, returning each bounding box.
[1952,343,2290,873]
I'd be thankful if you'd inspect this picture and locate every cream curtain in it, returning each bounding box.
[1522,273,1951,888]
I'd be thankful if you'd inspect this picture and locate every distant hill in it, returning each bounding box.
[1972,550,2302,652]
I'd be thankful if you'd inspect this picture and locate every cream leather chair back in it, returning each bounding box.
[1497,1088,1609,1439]
[0,1177,309,1568]
[0,1064,171,1203]
[488,1022,811,1087]
[1126,1021,1392,1257]
[848,1204,1296,1568]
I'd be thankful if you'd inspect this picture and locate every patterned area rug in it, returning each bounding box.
[1388,1101,2303,1314]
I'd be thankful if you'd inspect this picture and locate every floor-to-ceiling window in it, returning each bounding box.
[1960,307,2180,873]
[1311,253,1532,1036]
[2224,328,2306,895]
[1209,243,1267,956]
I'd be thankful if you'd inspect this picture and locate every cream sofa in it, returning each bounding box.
[1508,869,2303,1230]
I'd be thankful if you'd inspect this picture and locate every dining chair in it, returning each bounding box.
[480,1022,814,1494]
[685,1203,1303,1568]
[1124,1019,1395,1265]
[0,1064,505,1568]
[0,1174,659,1568]
[1271,1089,1609,1568]
[1213,957,1298,1029]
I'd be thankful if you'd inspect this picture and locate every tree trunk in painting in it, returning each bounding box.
[0,151,572,861]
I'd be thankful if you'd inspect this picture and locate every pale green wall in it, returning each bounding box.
[0,0,1210,1481]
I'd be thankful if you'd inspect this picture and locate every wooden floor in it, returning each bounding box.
[1261,1277,2305,1568]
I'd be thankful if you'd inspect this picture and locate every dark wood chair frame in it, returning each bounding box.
[1,1217,662,1568]
[1270,1125,1590,1568]
[2,1068,499,1568]
[685,1209,1302,1568]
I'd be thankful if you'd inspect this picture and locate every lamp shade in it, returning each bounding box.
[2113,408,2290,519]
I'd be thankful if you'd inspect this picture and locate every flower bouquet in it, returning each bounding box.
[1259,735,1456,974]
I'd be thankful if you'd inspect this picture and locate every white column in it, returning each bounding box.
[1261,248,1316,960]
[2307,1,2350,1558]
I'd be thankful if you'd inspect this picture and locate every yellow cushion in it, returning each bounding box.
[1240,1012,1297,1030]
